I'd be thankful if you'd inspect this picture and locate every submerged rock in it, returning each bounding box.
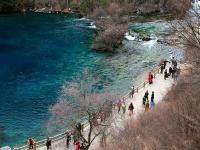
[142,37,152,41]
[157,39,169,45]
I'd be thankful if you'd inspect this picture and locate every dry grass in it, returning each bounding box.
[99,71,200,150]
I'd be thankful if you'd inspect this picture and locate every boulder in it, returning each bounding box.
[142,37,152,41]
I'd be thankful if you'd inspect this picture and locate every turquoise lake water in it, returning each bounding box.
[0,14,182,147]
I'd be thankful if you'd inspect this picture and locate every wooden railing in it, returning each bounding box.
[14,64,163,150]
[123,65,160,100]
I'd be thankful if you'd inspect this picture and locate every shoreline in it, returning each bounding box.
[14,60,186,150]
[0,12,183,148]
[90,62,188,150]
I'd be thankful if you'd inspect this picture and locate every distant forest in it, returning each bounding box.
[0,0,79,13]
[0,0,191,15]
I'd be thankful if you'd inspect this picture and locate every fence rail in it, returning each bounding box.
[14,62,167,150]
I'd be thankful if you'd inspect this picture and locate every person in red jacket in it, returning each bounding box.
[148,72,153,84]
[75,140,80,150]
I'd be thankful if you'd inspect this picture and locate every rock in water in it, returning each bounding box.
[142,37,152,41]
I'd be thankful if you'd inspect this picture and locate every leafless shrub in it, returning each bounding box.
[123,0,190,17]
[100,71,200,150]
[138,2,159,14]
[48,70,118,149]
[34,0,46,9]
[170,11,200,67]
[90,2,128,51]
[89,7,108,20]
[92,23,128,51]
[163,0,191,18]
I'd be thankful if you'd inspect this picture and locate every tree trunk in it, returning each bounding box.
[87,113,93,149]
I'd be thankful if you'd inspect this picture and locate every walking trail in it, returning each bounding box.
[17,62,184,150]
[89,62,178,149]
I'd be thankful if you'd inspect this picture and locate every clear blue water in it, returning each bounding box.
[0,14,182,147]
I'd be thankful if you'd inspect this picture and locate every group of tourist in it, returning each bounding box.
[26,56,180,150]
[115,76,156,116]
[116,56,180,117]
[26,124,84,150]
[26,137,52,150]
[161,56,180,81]
[64,131,81,150]
[116,99,134,116]
[115,92,155,117]
[142,90,155,111]
[27,138,35,150]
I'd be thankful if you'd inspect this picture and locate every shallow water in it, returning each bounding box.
[0,13,182,147]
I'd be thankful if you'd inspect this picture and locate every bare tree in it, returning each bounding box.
[98,7,200,150]
[90,2,128,51]
[169,7,200,67]
[48,70,118,149]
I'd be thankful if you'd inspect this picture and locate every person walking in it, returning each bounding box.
[164,69,168,80]
[151,91,154,101]
[46,137,51,150]
[171,56,175,65]
[130,86,135,98]
[66,132,71,148]
[128,102,134,116]
[163,60,169,69]
[117,100,122,113]
[144,90,149,101]
[143,96,146,106]
[148,72,153,84]
[27,138,34,150]
[122,100,126,114]
[160,63,164,74]
[172,66,176,79]
[171,57,177,68]
[150,91,155,108]
[75,140,80,150]
[169,67,173,77]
